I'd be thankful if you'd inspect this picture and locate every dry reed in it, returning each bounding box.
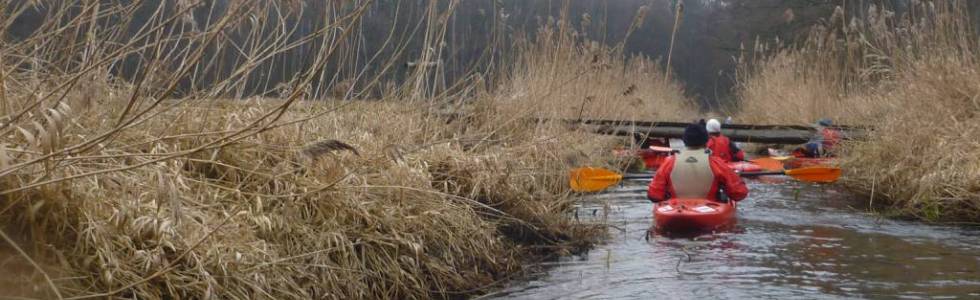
[0,1,691,298]
[495,19,694,122]
[736,1,980,221]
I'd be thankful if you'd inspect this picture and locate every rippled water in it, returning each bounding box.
[485,178,980,299]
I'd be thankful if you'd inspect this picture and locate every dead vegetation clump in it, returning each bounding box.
[736,1,980,221]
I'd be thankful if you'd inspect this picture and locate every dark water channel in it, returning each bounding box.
[485,178,980,299]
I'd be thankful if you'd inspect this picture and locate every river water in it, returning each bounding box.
[485,178,980,299]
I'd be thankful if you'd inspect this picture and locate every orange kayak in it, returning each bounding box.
[654,198,736,234]
[784,157,836,169]
[773,148,837,169]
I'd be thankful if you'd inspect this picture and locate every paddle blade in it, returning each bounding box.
[569,167,624,192]
[784,167,842,183]
[750,158,784,171]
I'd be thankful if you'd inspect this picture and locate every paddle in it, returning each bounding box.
[568,167,650,193]
[738,166,841,183]
[570,166,842,192]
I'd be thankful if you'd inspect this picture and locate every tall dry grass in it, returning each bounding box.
[496,18,694,122]
[737,1,980,221]
[3,96,621,299]
[0,1,690,299]
[735,51,886,125]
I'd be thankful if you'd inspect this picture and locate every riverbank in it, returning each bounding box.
[0,7,698,298]
[735,2,980,222]
[0,96,622,298]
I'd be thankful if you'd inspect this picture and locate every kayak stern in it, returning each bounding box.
[654,198,736,234]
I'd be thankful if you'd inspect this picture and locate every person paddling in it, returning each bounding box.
[797,118,843,158]
[648,123,749,203]
[705,118,745,163]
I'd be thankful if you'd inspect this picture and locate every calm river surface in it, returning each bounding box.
[485,178,980,299]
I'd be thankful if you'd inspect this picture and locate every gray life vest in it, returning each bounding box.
[670,149,715,198]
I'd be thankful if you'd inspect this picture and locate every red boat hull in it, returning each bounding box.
[654,198,736,233]
[638,149,670,169]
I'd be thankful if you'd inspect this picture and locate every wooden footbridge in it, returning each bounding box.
[440,113,862,144]
[578,119,862,144]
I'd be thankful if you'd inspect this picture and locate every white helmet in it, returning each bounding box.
[706,119,722,133]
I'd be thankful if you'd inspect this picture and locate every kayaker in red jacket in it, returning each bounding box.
[705,118,745,163]
[648,123,749,203]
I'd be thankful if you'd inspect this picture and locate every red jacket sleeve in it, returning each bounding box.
[709,157,749,202]
[647,157,675,202]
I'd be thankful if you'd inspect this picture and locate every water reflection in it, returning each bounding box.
[486,180,980,299]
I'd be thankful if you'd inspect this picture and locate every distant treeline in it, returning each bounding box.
[5,0,978,104]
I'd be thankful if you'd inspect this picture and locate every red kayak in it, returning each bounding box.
[654,198,736,233]
[637,149,670,169]
[643,147,761,171]
[614,146,674,170]
[619,147,763,172]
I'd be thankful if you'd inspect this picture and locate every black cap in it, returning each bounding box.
[682,123,709,147]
